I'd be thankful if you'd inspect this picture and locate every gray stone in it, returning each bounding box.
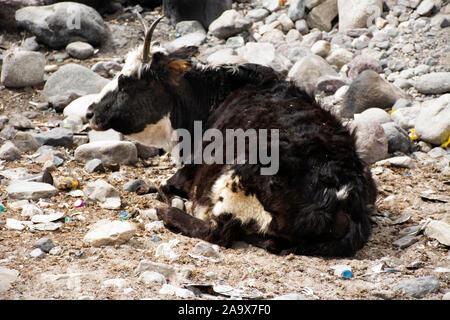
[381,122,413,154]
[0,141,21,161]
[84,158,105,173]
[311,40,330,58]
[288,0,307,21]
[262,0,282,12]
[237,42,292,74]
[15,2,109,49]
[277,13,294,32]
[10,114,34,130]
[0,267,19,294]
[413,72,450,94]
[66,41,94,60]
[258,29,286,45]
[288,54,338,97]
[30,248,45,258]
[32,127,73,147]
[42,63,109,100]
[84,219,136,246]
[376,155,416,168]
[175,20,205,35]
[246,8,270,22]
[91,61,122,75]
[11,131,40,153]
[165,32,206,53]
[350,119,388,164]
[208,9,252,39]
[424,220,450,246]
[88,128,123,142]
[0,49,45,87]
[295,19,309,34]
[338,0,383,32]
[428,147,447,159]
[342,70,406,118]
[21,36,40,51]
[390,106,420,130]
[48,91,82,112]
[300,30,323,47]
[34,238,55,253]
[192,241,220,259]
[74,141,138,166]
[315,75,348,94]
[347,54,382,80]
[355,108,391,124]
[414,94,450,145]
[84,179,121,210]
[139,271,167,285]
[226,36,245,49]
[6,181,58,200]
[123,179,151,193]
[306,0,338,32]
[326,48,353,69]
[134,260,177,279]
[416,0,436,16]
[393,235,418,249]
[394,276,440,298]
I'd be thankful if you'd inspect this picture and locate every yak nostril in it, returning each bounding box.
[86,111,93,120]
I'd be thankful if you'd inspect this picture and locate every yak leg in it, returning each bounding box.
[157,164,197,204]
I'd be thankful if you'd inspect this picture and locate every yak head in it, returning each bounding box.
[86,16,194,152]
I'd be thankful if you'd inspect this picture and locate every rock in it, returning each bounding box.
[123,179,152,194]
[48,91,82,112]
[315,75,347,94]
[355,108,391,124]
[6,218,26,231]
[288,0,307,21]
[0,49,45,88]
[208,9,252,39]
[381,122,413,154]
[32,127,73,147]
[21,36,40,51]
[424,220,450,246]
[311,40,330,58]
[391,106,421,130]
[236,42,292,74]
[306,0,338,32]
[10,114,35,130]
[413,72,450,94]
[139,271,167,285]
[394,276,440,298]
[134,142,161,160]
[159,284,195,298]
[42,63,109,100]
[347,54,382,80]
[88,128,123,142]
[84,179,121,210]
[30,248,45,258]
[74,141,138,166]
[101,278,130,289]
[163,0,232,29]
[34,238,55,253]
[246,8,270,22]
[278,13,294,32]
[288,54,338,97]
[155,239,180,260]
[300,30,323,47]
[91,61,122,76]
[84,159,105,173]
[393,235,418,249]
[295,19,309,34]
[21,203,43,217]
[134,260,177,279]
[175,20,205,35]
[165,32,206,53]
[428,147,447,159]
[15,2,109,49]
[414,94,450,145]
[6,181,58,200]
[416,0,436,16]
[191,241,220,259]
[0,141,21,161]
[145,221,165,232]
[66,41,95,60]
[258,29,285,45]
[376,155,415,169]
[262,0,281,12]
[0,267,19,294]
[341,70,406,118]
[338,0,383,33]
[326,48,353,69]
[84,219,136,246]
[30,211,64,223]
[226,36,245,49]
[350,119,388,164]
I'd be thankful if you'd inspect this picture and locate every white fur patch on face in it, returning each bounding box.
[93,76,119,104]
[210,170,272,233]
[126,114,175,152]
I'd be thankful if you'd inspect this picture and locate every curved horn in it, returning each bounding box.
[142,16,164,63]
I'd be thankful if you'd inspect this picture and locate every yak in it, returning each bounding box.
[86,17,377,257]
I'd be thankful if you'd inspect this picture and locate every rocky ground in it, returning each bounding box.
[0,0,449,300]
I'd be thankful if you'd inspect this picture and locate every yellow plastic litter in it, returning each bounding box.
[409,128,419,141]
[390,108,395,116]
[56,177,79,191]
[440,135,450,148]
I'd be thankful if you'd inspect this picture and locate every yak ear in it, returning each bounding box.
[167,59,191,84]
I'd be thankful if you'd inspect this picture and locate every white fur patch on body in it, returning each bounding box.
[336,184,351,200]
[126,114,175,152]
[208,170,273,233]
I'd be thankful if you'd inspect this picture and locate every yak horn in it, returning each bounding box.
[142,16,164,63]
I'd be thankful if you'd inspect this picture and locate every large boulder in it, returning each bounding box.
[163,0,232,29]
[1,49,45,88]
[338,0,383,33]
[15,2,109,49]
[341,70,407,118]
[0,0,43,31]
[42,63,109,100]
